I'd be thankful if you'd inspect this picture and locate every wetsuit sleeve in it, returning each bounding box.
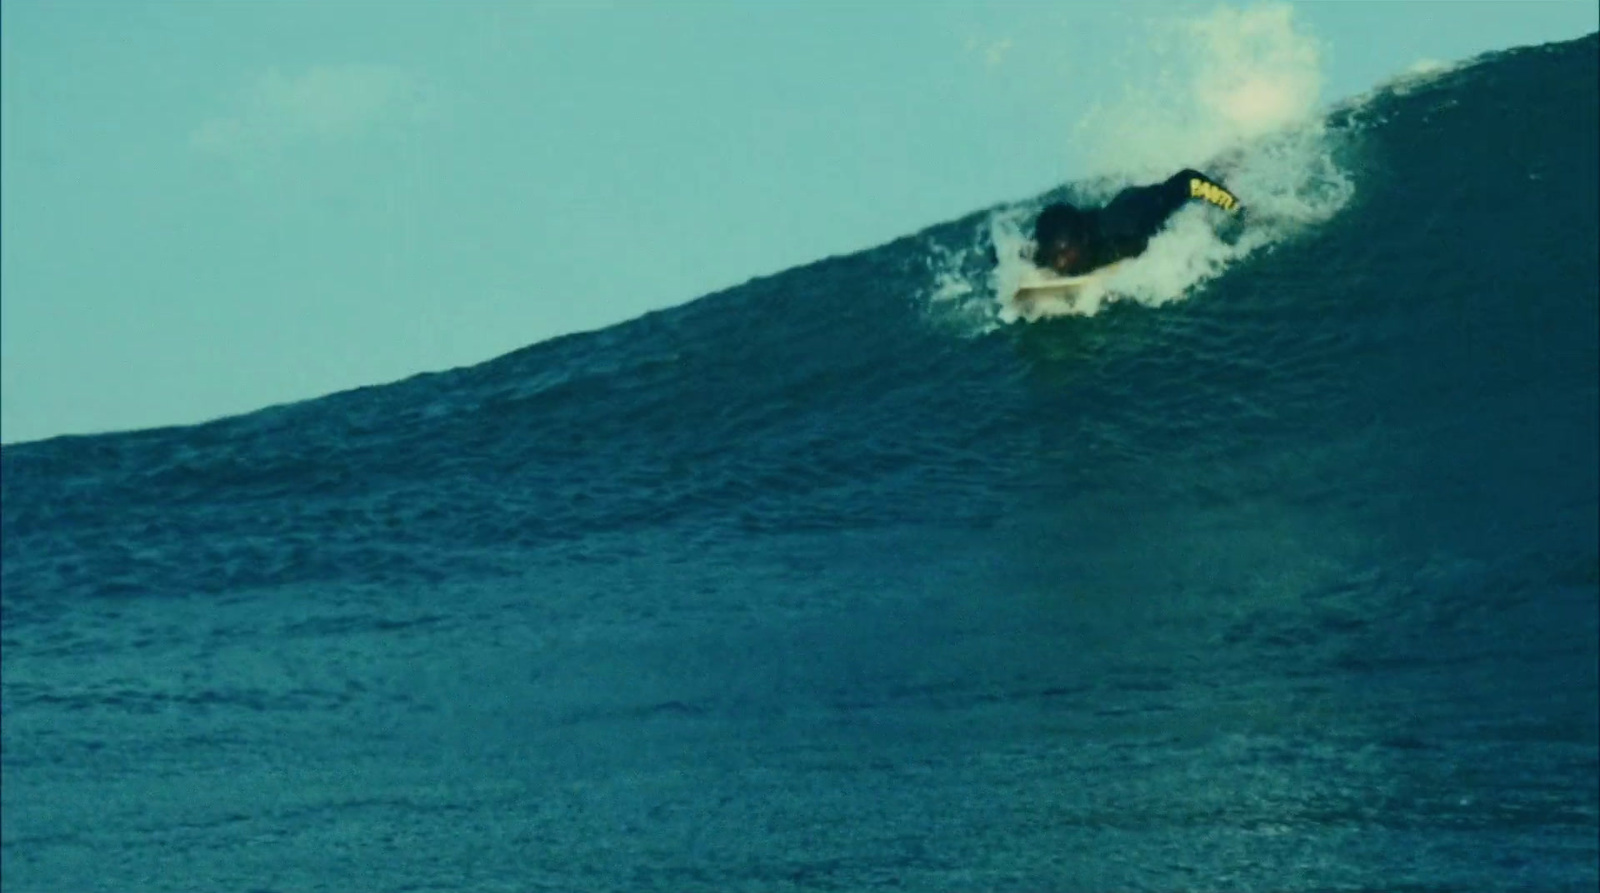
[1096,169,1241,258]
[1175,169,1242,213]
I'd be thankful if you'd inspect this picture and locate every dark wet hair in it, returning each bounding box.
[1033,203,1093,263]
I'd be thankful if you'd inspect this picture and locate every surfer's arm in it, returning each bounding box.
[1060,170,1234,267]
[1098,169,1242,251]
[1170,168,1242,214]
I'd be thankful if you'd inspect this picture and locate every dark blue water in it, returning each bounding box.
[3,34,1596,893]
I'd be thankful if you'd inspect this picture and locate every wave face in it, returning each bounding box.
[3,35,1596,893]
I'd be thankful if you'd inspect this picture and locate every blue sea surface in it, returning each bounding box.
[3,34,1596,893]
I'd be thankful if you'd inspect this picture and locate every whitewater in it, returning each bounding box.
[2,27,1596,893]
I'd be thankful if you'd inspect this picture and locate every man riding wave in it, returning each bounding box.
[1032,169,1242,276]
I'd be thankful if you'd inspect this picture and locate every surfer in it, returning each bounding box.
[1033,169,1241,276]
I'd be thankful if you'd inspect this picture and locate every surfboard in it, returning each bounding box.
[1012,262,1124,312]
[1014,272,1099,302]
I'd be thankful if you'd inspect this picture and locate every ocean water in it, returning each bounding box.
[2,34,1596,893]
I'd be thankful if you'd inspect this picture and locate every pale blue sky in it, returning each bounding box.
[3,1,1595,443]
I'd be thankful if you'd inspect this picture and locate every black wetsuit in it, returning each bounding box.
[1036,168,1241,275]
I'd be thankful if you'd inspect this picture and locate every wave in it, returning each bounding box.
[2,34,1595,599]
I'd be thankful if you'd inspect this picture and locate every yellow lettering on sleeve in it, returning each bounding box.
[1190,178,1239,212]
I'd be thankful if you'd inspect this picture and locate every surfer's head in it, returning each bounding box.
[1034,203,1094,274]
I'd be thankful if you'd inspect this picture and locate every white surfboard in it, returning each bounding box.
[1012,262,1124,313]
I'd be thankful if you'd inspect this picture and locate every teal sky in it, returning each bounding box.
[3,1,1596,444]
